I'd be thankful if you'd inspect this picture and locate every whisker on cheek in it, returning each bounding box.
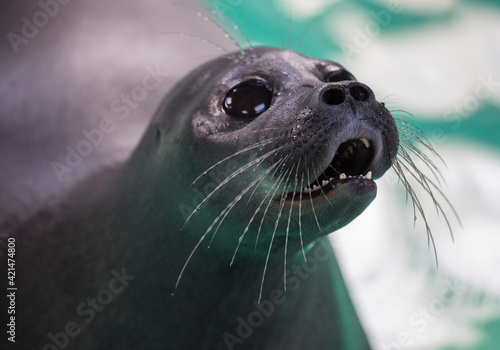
[258,165,294,303]
[391,116,461,265]
[229,157,286,267]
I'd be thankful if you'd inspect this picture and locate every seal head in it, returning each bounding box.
[143,47,398,256]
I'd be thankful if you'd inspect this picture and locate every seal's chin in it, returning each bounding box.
[285,137,376,203]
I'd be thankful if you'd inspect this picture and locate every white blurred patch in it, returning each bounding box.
[370,0,457,14]
[276,0,341,19]
[435,143,500,293]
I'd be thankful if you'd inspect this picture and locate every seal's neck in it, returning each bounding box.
[114,202,370,349]
[168,237,371,349]
[104,150,371,349]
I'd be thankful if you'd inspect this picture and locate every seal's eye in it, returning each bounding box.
[223,80,273,118]
[325,70,356,83]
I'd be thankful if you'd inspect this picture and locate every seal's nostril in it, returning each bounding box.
[322,88,346,105]
[350,85,370,102]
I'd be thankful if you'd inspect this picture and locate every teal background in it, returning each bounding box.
[201,0,500,349]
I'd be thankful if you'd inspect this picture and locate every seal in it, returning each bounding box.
[9,47,399,350]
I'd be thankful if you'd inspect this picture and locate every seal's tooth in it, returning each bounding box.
[359,137,370,148]
[365,171,372,180]
[339,173,346,180]
[312,185,320,192]
[348,145,354,154]
[321,180,328,186]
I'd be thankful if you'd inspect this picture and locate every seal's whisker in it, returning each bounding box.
[395,119,443,160]
[245,143,286,205]
[391,109,418,120]
[395,118,447,186]
[398,130,437,156]
[161,31,229,54]
[245,126,282,135]
[298,171,307,262]
[391,157,439,264]
[183,147,283,227]
[394,119,427,139]
[302,39,329,55]
[255,157,291,250]
[272,5,285,49]
[209,159,286,247]
[177,154,284,290]
[398,136,442,169]
[175,228,211,290]
[284,160,301,291]
[254,174,284,251]
[390,117,462,265]
[231,159,286,266]
[397,147,436,195]
[206,8,252,49]
[397,143,443,187]
[327,164,342,175]
[380,94,401,104]
[171,2,250,50]
[192,138,278,185]
[402,158,439,218]
[312,160,335,207]
[397,157,459,240]
[398,141,445,184]
[286,11,293,50]
[306,167,322,231]
[258,167,294,303]
[396,117,445,153]
[246,175,266,206]
[296,21,314,53]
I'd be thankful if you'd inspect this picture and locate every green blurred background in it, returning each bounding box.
[201,0,500,349]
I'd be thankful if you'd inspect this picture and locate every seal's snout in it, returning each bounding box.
[274,77,395,204]
[320,82,373,107]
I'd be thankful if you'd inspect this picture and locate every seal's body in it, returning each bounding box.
[7,47,398,349]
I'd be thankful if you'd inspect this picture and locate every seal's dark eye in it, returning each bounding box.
[325,70,356,83]
[223,80,273,118]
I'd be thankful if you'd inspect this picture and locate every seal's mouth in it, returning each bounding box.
[285,137,375,201]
